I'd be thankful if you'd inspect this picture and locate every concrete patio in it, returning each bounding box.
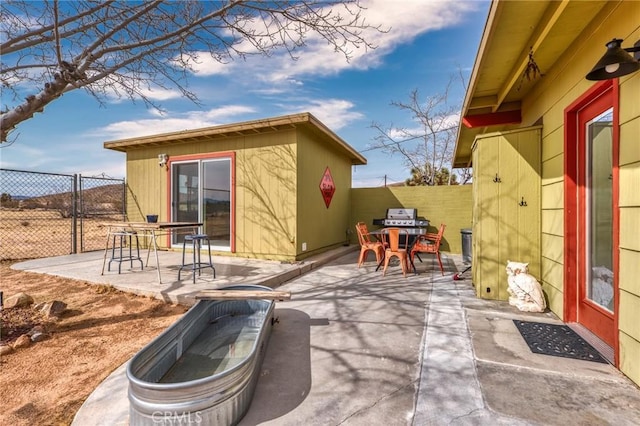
[12,247,640,425]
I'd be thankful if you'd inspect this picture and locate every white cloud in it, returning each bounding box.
[200,105,256,120]
[387,111,461,139]
[0,144,51,170]
[183,1,479,92]
[441,112,461,129]
[102,80,183,103]
[90,105,256,140]
[177,52,233,76]
[281,98,363,130]
[237,1,470,78]
[138,86,182,101]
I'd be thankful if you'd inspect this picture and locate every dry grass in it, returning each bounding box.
[0,261,188,426]
[0,209,109,260]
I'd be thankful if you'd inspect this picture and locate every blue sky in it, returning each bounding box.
[0,0,489,188]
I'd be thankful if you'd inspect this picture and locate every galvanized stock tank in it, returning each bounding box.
[126,285,275,425]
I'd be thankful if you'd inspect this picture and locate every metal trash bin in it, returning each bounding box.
[461,228,472,264]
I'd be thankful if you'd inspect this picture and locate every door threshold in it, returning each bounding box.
[568,322,614,365]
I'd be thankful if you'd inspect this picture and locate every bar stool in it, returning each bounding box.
[108,231,143,273]
[178,234,216,283]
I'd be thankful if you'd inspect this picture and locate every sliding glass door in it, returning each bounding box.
[171,156,232,250]
[203,159,231,249]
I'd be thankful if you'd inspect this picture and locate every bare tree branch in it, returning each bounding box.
[368,75,471,185]
[0,1,115,54]
[1,0,384,143]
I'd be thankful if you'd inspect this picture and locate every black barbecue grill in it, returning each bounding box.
[372,208,429,228]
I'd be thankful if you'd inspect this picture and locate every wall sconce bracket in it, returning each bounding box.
[586,38,640,81]
[158,154,169,169]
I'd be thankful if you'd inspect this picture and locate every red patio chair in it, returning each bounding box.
[410,223,446,275]
[355,222,385,267]
[380,227,410,277]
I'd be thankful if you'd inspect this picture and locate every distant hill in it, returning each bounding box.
[2,183,124,216]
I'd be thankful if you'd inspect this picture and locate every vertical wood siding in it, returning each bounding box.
[296,127,353,259]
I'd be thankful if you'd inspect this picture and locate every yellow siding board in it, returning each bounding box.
[541,127,563,163]
[532,94,564,140]
[541,181,563,210]
[619,162,640,207]
[541,209,563,236]
[619,117,640,167]
[620,290,640,342]
[619,69,640,126]
[541,256,563,293]
[619,332,640,387]
[620,208,640,252]
[541,255,563,319]
[620,249,640,297]
[542,153,563,185]
[543,279,564,319]
[541,233,563,264]
[525,74,590,142]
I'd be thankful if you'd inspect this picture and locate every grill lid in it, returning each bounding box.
[386,208,417,220]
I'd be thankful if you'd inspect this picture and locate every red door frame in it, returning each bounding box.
[563,79,619,364]
[165,152,236,253]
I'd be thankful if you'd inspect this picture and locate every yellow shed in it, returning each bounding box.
[453,0,640,386]
[104,112,366,262]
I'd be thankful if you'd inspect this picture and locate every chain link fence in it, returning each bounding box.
[0,168,125,261]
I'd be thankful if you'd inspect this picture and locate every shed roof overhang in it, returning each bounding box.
[104,112,367,166]
[452,0,611,168]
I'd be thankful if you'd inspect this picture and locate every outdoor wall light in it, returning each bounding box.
[586,38,640,81]
[158,153,169,168]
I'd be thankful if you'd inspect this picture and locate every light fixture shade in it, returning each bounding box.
[586,38,640,81]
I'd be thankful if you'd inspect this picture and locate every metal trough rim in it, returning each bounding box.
[126,284,276,424]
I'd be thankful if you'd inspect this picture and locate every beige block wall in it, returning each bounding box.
[350,185,473,254]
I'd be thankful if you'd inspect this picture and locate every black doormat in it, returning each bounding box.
[513,320,608,364]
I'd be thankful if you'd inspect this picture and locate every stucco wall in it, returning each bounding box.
[350,185,473,254]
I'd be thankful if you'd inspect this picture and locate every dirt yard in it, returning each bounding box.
[0,261,188,426]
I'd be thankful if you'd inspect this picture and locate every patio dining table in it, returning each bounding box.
[100,221,203,283]
[369,227,427,274]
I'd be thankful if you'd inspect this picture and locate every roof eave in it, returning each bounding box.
[104,112,367,166]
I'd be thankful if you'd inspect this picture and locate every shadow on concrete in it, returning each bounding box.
[239,308,312,424]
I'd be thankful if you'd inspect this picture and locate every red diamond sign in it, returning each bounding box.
[319,167,335,208]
